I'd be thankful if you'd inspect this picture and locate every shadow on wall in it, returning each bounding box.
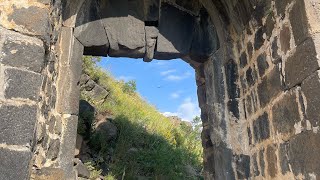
[77,100,203,179]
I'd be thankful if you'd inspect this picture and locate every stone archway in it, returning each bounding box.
[1,0,320,180]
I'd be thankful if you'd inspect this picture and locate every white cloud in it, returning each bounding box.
[170,90,182,99]
[160,69,176,76]
[162,98,200,122]
[117,75,135,81]
[165,72,192,81]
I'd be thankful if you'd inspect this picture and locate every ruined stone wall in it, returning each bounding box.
[1,0,320,179]
[198,0,320,179]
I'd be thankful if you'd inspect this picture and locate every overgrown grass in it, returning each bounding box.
[81,56,203,179]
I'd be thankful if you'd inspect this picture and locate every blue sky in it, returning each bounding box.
[98,57,200,122]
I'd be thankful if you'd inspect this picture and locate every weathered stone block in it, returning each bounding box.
[62,0,86,27]
[213,145,235,179]
[56,27,84,115]
[4,68,42,101]
[254,27,265,50]
[0,104,37,145]
[144,26,159,62]
[257,53,269,77]
[8,6,49,37]
[252,153,260,176]
[47,138,60,160]
[266,145,278,178]
[33,167,66,180]
[280,25,291,54]
[74,0,109,49]
[246,66,257,87]
[239,52,248,68]
[0,27,45,73]
[257,66,283,107]
[59,115,78,179]
[289,0,309,45]
[272,91,300,135]
[0,148,31,180]
[155,3,195,59]
[301,70,320,126]
[225,59,239,99]
[234,154,250,179]
[190,9,219,62]
[99,0,145,58]
[265,12,275,40]
[275,0,292,18]
[259,148,265,177]
[285,38,319,88]
[279,142,290,174]
[287,132,320,176]
[271,37,281,63]
[228,99,239,120]
[253,112,270,143]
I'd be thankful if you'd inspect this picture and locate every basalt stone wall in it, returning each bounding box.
[198,0,320,179]
[0,0,320,180]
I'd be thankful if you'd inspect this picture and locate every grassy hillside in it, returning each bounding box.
[80,56,203,179]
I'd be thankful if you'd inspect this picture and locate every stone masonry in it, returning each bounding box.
[0,0,320,179]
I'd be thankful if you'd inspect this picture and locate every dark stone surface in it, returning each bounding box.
[285,38,318,88]
[257,66,283,107]
[280,25,291,54]
[144,26,159,62]
[247,41,253,60]
[245,95,253,116]
[287,132,320,176]
[265,12,275,40]
[74,0,109,48]
[59,115,78,179]
[252,0,271,25]
[234,0,253,27]
[275,0,292,18]
[1,31,45,73]
[4,68,43,101]
[228,99,239,120]
[0,105,37,145]
[257,53,269,77]
[252,153,260,176]
[272,91,300,135]
[246,67,256,86]
[271,37,281,63]
[301,71,320,127]
[247,126,252,145]
[0,148,31,180]
[8,6,49,37]
[47,138,60,160]
[289,0,309,45]
[234,154,250,179]
[214,145,235,180]
[279,142,290,174]
[144,0,160,21]
[190,9,219,62]
[266,145,278,178]
[253,112,270,143]
[99,0,145,58]
[259,148,265,177]
[240,52,248,68]
[155,3,195,59]
[254,27,264,50]
[225,59,239,99]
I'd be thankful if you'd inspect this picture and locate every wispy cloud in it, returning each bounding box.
[162,97,200,122]
[117,75,135,81]
[160,69,176,76]
[170,90,182,99]
[165,72,192,81]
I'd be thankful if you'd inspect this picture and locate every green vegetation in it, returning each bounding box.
[80,56,203,179]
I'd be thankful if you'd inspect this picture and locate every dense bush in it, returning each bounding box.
[81,56,203,179]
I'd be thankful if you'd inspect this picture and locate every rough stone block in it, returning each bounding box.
[0,104,37,145]
[265,12,275,40]
[254,27,265,50]
[252,153,260,176]
[47,138,60,160]
[155,3,195,59]
[33,167,66,180]
[253,112,270,143]
[59,115,78,179]
[285,38,319,88]
[234,154,250,179]
[7,6,49,37]
[259,148,265,177]
[280,25,291,54]
[0,148,31,180]
[272,91,300,135]
[257,53,269,77]
[56,27,84,115]
[228,99,239,120]
[99,0,145,58]
[257,66,283,107]
[301,70,320,126]
[144,26,159,62]
[0,27,45,73]
[287,132,320,176]
[275,0,292,18]
[4,68,42,101]
[74,0,109,49]
[190,9,219,62]
[225,59,239,99]
[239,52,248,68]
[279,142,290,174]
[266,145,278,178]
[62,0,86,27]
[289,0,309,45]
[213,145,235,179]
[246,66,258,87]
